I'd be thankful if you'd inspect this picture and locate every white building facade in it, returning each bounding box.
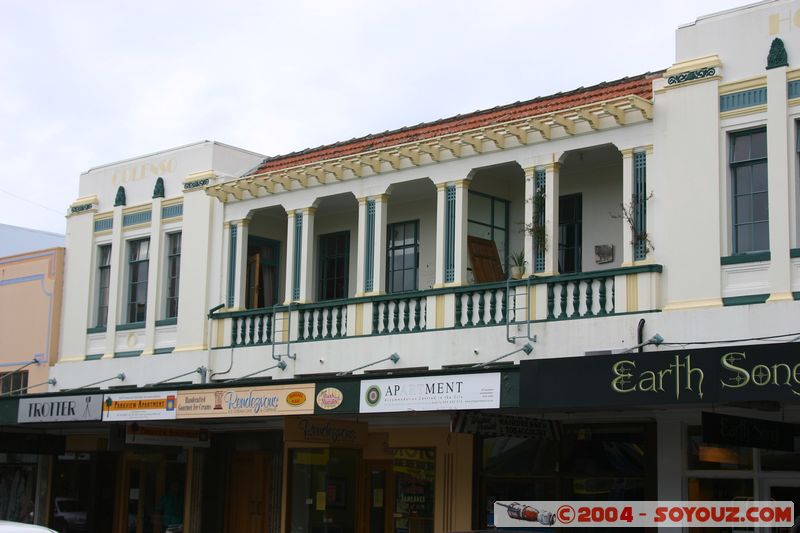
[31,1,800,531]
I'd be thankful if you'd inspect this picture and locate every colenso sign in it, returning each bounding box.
[521,343,800,409]
[18,394,103,423]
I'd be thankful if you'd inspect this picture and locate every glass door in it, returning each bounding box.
[762,480,800,533]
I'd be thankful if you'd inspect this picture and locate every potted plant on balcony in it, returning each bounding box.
[525,187,547,259]
[509,250,527,279]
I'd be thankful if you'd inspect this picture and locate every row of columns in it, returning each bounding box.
[225,180,472,309]
[225,150,650,309]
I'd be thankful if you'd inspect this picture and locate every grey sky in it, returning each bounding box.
[0,0,746,234]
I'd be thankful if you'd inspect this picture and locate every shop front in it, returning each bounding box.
[518,342,800,532]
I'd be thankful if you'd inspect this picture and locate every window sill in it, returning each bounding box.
[720,252,771,265]
[156,318,178,327]
[722,294,769,306]
[117,322,145,331]
[86,326,106,334]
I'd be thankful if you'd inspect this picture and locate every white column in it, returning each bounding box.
[103,206,125,358]
[233,218,250,309]
[453,179,470,284]
[372,194,389,294]
[523,167,535,273]
[298,207,316,302]
[141,197,162,355]
[621,149,635,266]
[284,210,297,304]
[766,65,792,301]
[543,162,560,275]
[355,197,368,295]
[434,183,447,287]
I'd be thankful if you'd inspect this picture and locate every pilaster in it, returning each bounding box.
[543,163,560,275]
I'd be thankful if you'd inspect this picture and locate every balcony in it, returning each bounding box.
[210,264,662,349]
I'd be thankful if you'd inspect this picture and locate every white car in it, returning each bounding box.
[0,522,57,533]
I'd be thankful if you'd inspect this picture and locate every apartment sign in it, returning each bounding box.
[176,383,315,419]
[18,394,103,423]
[521,342,800,409]
[103,391,177,421]
[359,373,501,413]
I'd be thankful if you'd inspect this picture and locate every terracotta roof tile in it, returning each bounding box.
[247,70,663,176]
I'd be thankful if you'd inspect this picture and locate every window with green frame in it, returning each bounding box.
[318,231,349,300]
[731,127,768,254]
[96,244,111,327]
[387,220,419,293]
[467,191,509,272]
[165,232,181,318]
[127,238,150,323]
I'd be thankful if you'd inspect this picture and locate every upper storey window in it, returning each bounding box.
[96,244,111,327]
[731,128,768,254]
[127,239,150,323]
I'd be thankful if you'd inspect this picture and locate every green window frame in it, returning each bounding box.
[731,127,768,254]
[96,244,111,327]
[468,191,510,273]
[127,238,150,323]
[387,220,419,293]
[318,231,350,301]
[165,232,181,319]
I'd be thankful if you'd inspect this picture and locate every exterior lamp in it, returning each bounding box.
[337,353,400,376]
[473,342,534,368]
[66,373,125,391]
[221,360,288,383]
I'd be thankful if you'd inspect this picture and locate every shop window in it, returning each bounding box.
[0,455,37,523]
[0,370,28,395]
[761,441,800,470]
[686,426,753,471]
[96,244,111,327]
[386,220,419,293]
[165,233,181,318]
[127,238,150,323]
[468,192,509,273]
[731,127,768,254]
[392,448,435,533]
[318,231,349,301]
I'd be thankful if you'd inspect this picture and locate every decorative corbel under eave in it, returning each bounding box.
[578,109,600,130]
[551,114,576,135]
[206,186,228,203]
[628,97,653,120]
[287,170,309,188]
[340,160,363,177]
[219,182,245,201]
[306,167,328,185]
[504,124,529,145]
[398,146,422,165]
[240,179,261,198]
[359,155,382,174]
[377,151,402,170]
[252,176,275,193]
[417,143,441,161]
[322,163,345,180]
[482,129,506,149]
[460,133,484,153]
[438,138,462,157]
[530,119,552,140]
[602,103,626,125]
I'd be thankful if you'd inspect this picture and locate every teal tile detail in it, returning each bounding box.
[790,248,800,258]
[86,326,107,334]
[122,210,152,227]
[94,218,113,232]
[293,213,303,300]
[720,251,771,265]
[153,347,174,355]
[633,151,647,261]
[719,87,767,112]
[444,185,456,283]
[534,169,546,273]
[364,200,375,292]
[161,203,183,219]
[114,350,142,358]
[789,80,800,100]
[156,318,177,327]
[85,354,103,361]
[722,294,769,306]
[227,224,237,307]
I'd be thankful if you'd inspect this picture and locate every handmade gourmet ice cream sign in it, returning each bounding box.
[18,394,103,423]
[176,383,315,419]
[521,342,800,409]
[359,372,501,413]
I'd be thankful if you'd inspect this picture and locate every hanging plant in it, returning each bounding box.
[525,187,547,253]
[612,191,654,254]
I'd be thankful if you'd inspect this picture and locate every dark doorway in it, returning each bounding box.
[318,231,350,301]
[246,237,280,309]
[559,194,582,274]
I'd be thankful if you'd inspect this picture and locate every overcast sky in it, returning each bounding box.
[0,0,746,235]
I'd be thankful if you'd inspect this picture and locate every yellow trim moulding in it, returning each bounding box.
[662,298,723,311]
[665,55,721,76]
[720,105,767,120]
[719,76,767,95]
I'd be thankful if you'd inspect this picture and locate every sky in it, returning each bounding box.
[0,0,748,235]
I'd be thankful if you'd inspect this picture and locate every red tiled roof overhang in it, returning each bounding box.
[247,71,663,176]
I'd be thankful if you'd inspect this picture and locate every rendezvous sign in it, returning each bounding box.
[359,373,501,413]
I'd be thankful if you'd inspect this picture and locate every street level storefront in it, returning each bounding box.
[519,342,800,531]
[1,368,517,533]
